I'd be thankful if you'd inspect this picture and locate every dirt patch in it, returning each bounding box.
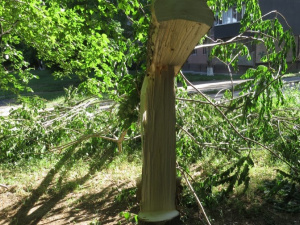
[0,146,141,225]
[0,178,138,225]
[2,181,300,225]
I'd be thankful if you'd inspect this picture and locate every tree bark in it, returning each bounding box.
[139,65,178,223]
[138,1,213,223]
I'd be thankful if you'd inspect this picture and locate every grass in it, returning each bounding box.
[0,69,82,103]
[183,149,300,225]
[0,152,141,225]
[1,146,299,225]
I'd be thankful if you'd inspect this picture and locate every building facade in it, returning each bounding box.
[182,0,300,74]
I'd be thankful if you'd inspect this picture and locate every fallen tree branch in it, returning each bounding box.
[180,71,299,173]
[176,97,229,108]
[177,163,212,225]
[0,184,9,189]
[51,129,129,153]
[117,129,127,153]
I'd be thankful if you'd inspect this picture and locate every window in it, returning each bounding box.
[216,5,245,25]
[203,47,207,55]
[191,49,197,55]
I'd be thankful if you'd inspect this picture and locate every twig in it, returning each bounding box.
[125,135,141,141]
[0,20,19,38]
[50,132,115,152]
[215,88,229,97]
[117,129,127,152]
[138,0,148,18]
[195,10,291,51]
[176,97,209,105]
[177,163,212,225]
[0,184,9,189]
[12,0,46,16]
[177,125,203,147]
[51,129,130,153]
[194,34,264,49]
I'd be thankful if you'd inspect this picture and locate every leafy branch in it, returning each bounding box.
[195,10,292,50]
[180,71,299,173]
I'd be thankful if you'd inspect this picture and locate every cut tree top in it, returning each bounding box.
[149,0,214,72]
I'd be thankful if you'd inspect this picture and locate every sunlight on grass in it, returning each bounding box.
[0,152,141,198]
[0,157,55,196]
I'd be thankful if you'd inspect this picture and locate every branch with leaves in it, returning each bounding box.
[180,71,299,173]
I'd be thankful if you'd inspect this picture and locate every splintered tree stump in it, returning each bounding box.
[149,19,212,75]
[139,0,213,223]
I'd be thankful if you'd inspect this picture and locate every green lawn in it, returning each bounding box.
[28,70,82,93]
[0,69,82,102]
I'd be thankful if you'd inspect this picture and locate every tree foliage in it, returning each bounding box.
[1,0,150,96]
[176,84,299,205]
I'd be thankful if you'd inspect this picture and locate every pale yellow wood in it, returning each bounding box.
[140,66,177,215]
[152,20,210,68]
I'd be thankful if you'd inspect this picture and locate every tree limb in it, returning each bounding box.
[0,20,19,38]
[195,10,291,50]
[0,184,9,189]
[177,163,212,225]
[176,97,229,108]
[180,71,299,173]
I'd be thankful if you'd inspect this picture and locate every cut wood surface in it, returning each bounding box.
[151,20,211,71]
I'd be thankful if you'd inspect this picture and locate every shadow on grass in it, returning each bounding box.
[1,141,126,225]
[67,186,139,224]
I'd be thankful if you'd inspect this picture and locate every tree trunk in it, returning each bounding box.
[138,1,213,223]
[139,65,178,224]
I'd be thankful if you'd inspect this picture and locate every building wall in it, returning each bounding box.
[186,48,208,64]
[183,1,300,74]
[214,23,240,39]
[183,48,209,73]
[256,36,300,64]
[259,0,300,35]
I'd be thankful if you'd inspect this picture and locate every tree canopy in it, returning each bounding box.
[1,0,150,95]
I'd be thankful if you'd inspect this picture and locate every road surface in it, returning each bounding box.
[186,76,300,93]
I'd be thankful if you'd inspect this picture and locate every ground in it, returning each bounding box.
[1,158,299,225]
[0,158,141,225]
[0,182,139,225]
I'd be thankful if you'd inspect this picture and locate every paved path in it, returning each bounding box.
[185,76,300,93]
[186,79,249,93]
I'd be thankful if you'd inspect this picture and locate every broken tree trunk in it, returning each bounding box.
[139,0,213,224]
